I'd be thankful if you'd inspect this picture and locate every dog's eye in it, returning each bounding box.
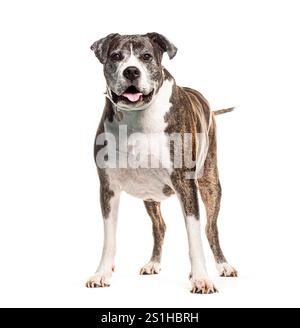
[142,53,152,61]
[111,53,122,61]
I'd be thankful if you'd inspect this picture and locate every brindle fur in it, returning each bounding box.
[166,81,230,264]
[164,73,210,219]
[94,99,115,219]
[198,116,227,265]
[143,201,166,263]
[162,184,175,197]
[165,73,236,278]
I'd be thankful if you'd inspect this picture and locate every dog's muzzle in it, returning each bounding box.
[110,85,154,106]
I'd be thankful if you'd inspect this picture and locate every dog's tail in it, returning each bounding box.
[213,107,235,115]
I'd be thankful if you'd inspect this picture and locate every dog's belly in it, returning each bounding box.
[108,167,173,201]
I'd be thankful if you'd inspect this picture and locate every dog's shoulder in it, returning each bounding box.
[181,87,211,128]
[165,84,211,134]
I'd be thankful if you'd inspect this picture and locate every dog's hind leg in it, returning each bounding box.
[198,120,237,277]
[140,201,166,275]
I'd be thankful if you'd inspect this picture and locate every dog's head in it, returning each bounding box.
[91,33,177,111]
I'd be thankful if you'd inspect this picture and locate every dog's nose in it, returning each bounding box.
[123,66,141,81]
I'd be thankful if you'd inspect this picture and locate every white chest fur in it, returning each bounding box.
[104,79,174,201]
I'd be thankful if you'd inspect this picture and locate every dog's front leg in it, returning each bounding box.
[172,177,217,294]
[86,171,120,288]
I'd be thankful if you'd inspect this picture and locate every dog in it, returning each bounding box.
[86,33,237,293]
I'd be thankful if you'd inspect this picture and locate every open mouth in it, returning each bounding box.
[111,86,154,105]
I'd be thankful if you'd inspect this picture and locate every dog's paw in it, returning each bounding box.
[85,272,111,288]
[139,261,161,275]
[189,276,218,294]
[217,263,238,277]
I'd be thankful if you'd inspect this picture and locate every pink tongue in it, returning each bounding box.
[122,92,142,102]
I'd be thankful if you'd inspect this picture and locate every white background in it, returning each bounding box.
[0,0,299,308]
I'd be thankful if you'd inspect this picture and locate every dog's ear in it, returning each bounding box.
[146,32,177,59]
[90,33,120,64]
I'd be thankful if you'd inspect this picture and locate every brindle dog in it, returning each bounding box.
[86,33,237,293]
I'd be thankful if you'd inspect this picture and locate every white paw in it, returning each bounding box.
[85,272,111,288]
[189,275,218,294]
[217,263,238,277]
[139,261,161,275]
